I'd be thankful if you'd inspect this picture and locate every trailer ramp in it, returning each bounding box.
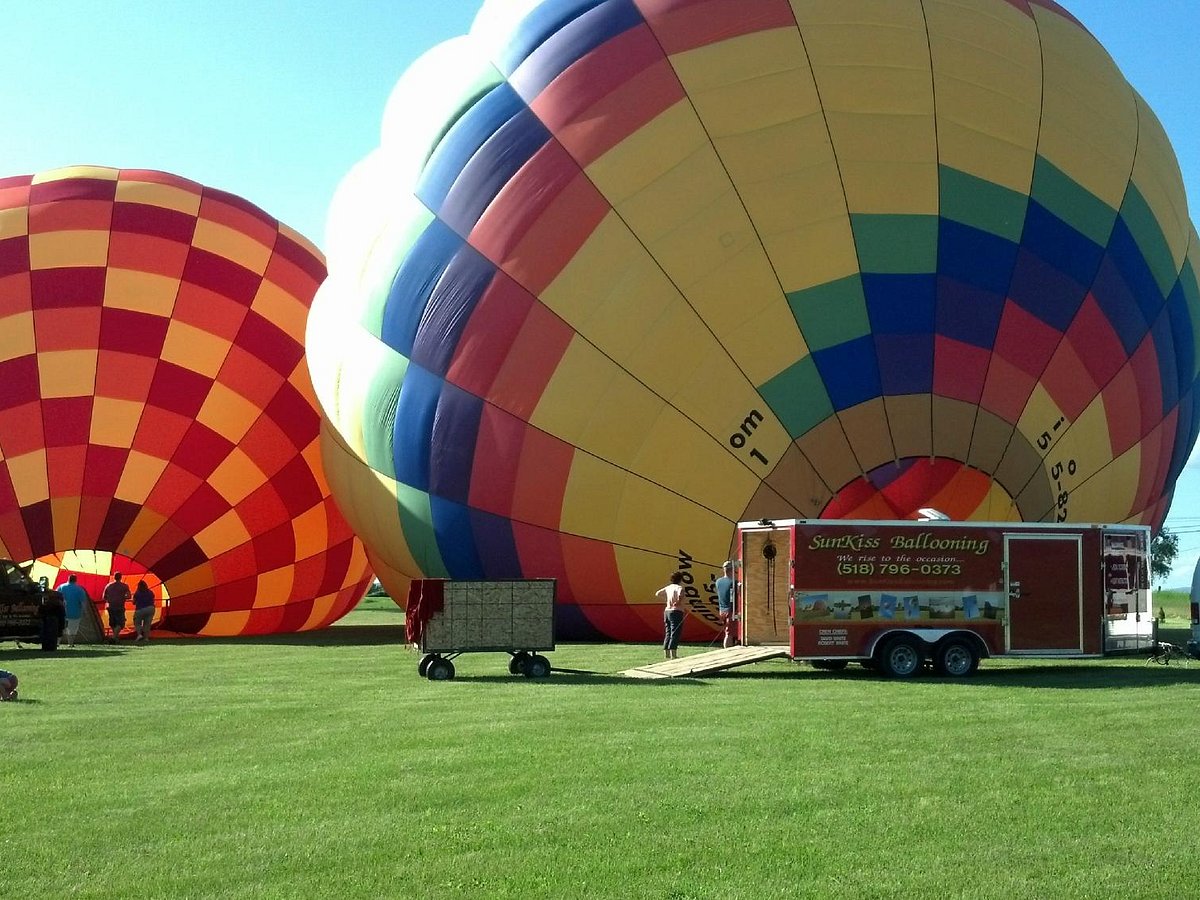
[622,645,790,679]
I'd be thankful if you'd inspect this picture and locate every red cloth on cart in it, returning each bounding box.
[405,579,445,645]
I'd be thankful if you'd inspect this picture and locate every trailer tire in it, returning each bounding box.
[426,658,455,681]
[877,635,923,678]
[523,654,551,679]
[508,651,530,675]
[933,639,979,677]
[810,659,849,671]
[418,653,436,677]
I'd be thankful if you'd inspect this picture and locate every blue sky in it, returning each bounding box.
[4,1,1200,584]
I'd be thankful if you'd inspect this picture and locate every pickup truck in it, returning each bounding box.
[0,559,60,646]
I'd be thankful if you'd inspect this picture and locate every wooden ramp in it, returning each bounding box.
[621,645,791,679]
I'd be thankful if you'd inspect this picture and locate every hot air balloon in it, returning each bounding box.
[0,166,373,636]
[310,0,1200,641]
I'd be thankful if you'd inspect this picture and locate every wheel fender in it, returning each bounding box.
[863,628,990,660]
[863,628,938,659]
[936,631,990,660]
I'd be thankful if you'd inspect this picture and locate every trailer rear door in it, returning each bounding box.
[740,527,791,645]
[1004,534,1083,652]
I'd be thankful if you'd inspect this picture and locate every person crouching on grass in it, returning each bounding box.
[0,670,17,702]
[657,572,687,660]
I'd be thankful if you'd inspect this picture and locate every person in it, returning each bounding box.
[58,574,90,648]
[0,669,16,701]
[103,572,131,644]
[715,561,736,649]
[132,579,155,642]
[656,572,687,660]
[39,588,66,651]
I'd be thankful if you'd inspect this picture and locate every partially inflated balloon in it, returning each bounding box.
[312,0,1199,641]
[0,166,373,635]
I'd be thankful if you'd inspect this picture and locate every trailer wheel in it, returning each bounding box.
[810,659,849,671]
[426,658,455,681]
[933,639,979,677]
[508,651,530,675]
[418,653,436,677]
[523,654,551,679]
[877,635,923,678]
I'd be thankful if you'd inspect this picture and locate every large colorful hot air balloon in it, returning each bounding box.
[0,166,373,636]
[311,0,1200,641]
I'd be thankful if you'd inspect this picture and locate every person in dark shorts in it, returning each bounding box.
[715,561,736,649]
[103,572,131,644]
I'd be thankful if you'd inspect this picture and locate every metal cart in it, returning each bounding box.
[410,579,556,681]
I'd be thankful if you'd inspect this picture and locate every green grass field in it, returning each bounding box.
[3,594,1199,899]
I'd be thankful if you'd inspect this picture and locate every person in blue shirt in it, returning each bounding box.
[716,561,736,649]
[58,574,90,648]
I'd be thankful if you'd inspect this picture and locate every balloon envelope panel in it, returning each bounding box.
[313,0,1200,641]
[0,166,373,635]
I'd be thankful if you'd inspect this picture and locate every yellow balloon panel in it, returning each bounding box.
[1063,446,1142,525]
[1129,94,1191,286]
[114,452,168,506]
[793,0,938,214]
[0,311,35,363]
[926,0,1041,192]
[1035,8,1138,214]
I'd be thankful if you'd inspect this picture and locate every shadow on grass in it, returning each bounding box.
[968,663,1200,689]
[712,662,1200,689]
[430,672,703,686]
[0,646,135,660]
[146,625,407,648]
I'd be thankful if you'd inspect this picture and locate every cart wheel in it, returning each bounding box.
[426,658,455,681]
[508,651,530,675]
[523,654,551,679]
[418,653,437,677]
[932,639,979,677]
[877,635,923,678]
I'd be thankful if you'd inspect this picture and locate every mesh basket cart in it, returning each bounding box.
[407,579,556,681]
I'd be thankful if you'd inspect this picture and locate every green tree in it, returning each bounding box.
[1151,528,1179,585]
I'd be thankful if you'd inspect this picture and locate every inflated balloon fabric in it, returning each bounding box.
[312,0,1199,640]
[0,166,373,635]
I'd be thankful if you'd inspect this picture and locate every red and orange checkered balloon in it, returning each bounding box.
[0,166,373,636]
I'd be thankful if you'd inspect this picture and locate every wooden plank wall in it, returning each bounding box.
[740,528,792,645]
